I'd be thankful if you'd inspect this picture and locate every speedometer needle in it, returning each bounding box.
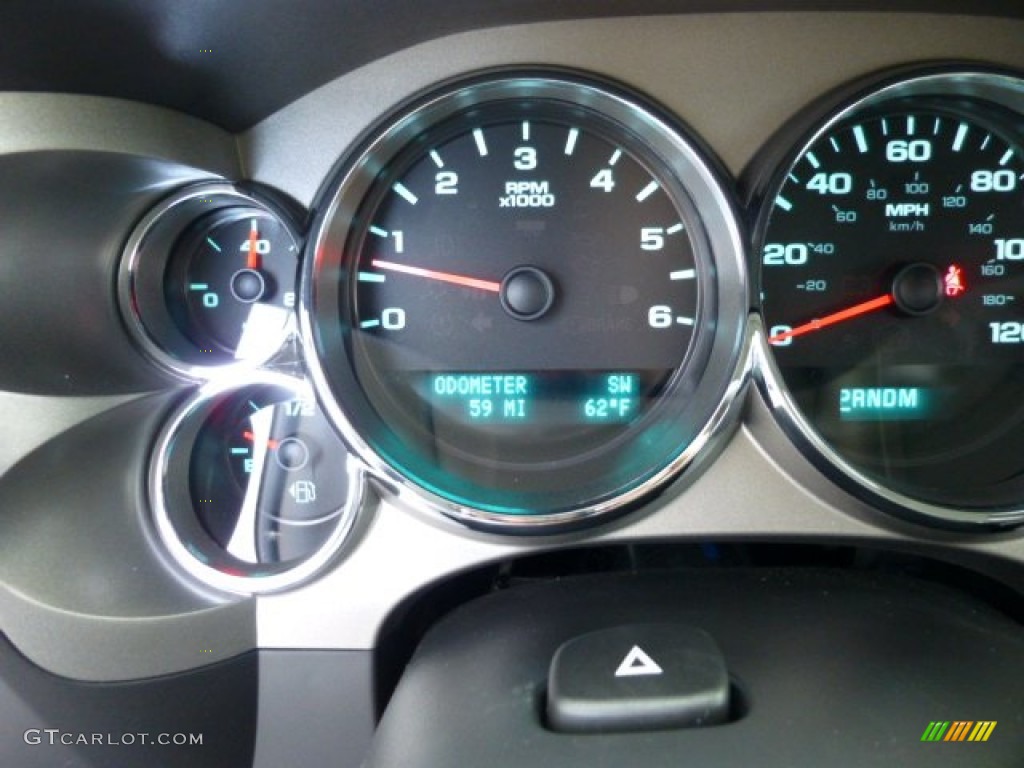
[768,294,894,344]
[371,259,501,293]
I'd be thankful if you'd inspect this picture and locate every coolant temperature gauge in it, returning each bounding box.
[151,374,362,593]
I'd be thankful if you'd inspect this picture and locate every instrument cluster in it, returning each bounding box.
[121,65,1024,593]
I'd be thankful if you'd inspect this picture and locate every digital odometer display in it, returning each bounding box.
[758,91,1024,518]
[304,74,748,524]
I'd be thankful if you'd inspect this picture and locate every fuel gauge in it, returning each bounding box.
[151,373,363,593]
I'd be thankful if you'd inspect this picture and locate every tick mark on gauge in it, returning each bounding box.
[609,149,622,166]
[853,125,868,153]
[206,237,222,252]
[829,136,841,153]
[635,181,659,202]
[369,226,389,238]
[776,195,794,212]
[907,115,916,135]
[999,149,1014,166]
[670,269,696,281]
[430,150,444,168]
[521,121,530,141]
[980,133,992,151]
[952,122,968,151]
[357,272,386,283]
[666,223,684,235]
[473,128,488,157]
[393,183,419,205]
[676,316,695,326]
[360,319,382,329]
[806,152,821,169]
[564,127,579,155]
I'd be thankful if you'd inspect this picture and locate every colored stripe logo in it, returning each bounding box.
[921,721,997,742]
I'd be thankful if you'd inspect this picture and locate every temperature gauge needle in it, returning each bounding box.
[371,259,501,293]
[768,294,894,344]
[246,219,261,271]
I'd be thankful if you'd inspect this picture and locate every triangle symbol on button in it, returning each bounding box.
[614,645,664,678]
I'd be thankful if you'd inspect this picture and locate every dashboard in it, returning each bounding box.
[3,3,1024,767]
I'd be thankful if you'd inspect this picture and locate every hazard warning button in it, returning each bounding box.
[546,624,730,733]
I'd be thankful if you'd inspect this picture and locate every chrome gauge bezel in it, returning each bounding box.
[118,181,300,380]
[300,69,750,532]
[749,66,1024,531]
[149,372,364,594]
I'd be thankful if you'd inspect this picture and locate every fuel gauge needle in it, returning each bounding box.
[768,294,894,344]
[371,259,500,293]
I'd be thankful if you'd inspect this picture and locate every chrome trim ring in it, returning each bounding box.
[118,181,299,380]
[148,372,364,594]
[300,69,750,532]
[750,66,1024,531]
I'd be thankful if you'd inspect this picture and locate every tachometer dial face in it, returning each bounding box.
[756,72,1024,526]
[304,73,748,527]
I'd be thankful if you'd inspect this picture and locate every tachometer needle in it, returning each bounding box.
[371,259,501,293]
[768,294,894,344]
[246,219,261,271]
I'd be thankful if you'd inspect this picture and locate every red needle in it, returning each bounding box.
[768,294,895,344]
[246,220,261,271]
[243,430,279,450]
[371,259,501,293]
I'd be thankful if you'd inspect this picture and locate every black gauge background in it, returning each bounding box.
[304,71,748,521]
[164,209,298,357]
[349,104,701,468]
[751,70,1024,522]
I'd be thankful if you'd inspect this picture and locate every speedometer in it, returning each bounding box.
[753,69,1024,528]
[303,71,748,530]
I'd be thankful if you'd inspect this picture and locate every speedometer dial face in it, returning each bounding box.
[756,71,1024,526]
[304,73,748,528]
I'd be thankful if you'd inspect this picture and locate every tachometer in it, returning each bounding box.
[303,71,748,529]
[753,68,1024,528]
